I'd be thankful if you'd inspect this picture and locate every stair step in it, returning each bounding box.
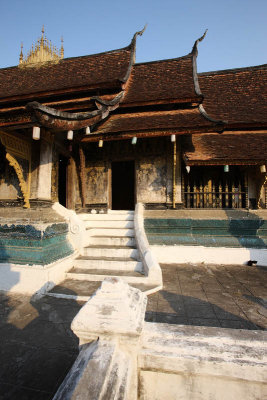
[47,279,156,301]
[86,228,135,237]
[84,245,136,249]
[79,214,134,221]
[69,268,144,277]
[108,210,134,214]
[73,257,143,271]
[88,236,136,247]
[85,220,134,229]
[66,272,147,284]
[82,246,139,259]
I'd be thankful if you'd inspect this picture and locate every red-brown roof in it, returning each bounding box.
[183,133,267,165]
[0,47,132,100]
[122,55,199,105]
[93,108,220,135]
[199,65,267,127]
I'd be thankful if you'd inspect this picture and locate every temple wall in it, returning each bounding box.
[136,155,168,203]
[84,161,108,204]
[0,159,22,200]
[79,137,178,210]
[247,166,266,209]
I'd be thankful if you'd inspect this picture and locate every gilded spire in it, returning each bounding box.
[60,36,64,59]
[19,43,24,64]
[19,26,64,67]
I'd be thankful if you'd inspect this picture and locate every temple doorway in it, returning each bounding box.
[58,155,68,207]
[111,160,135,210]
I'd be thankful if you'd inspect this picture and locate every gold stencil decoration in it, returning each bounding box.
[0,131,31,208]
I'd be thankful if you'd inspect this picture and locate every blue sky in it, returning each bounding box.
[1,0,266,72]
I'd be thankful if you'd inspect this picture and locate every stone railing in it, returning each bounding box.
[52,202,87,254]
[53,278,267,400]
[134,203,162,287]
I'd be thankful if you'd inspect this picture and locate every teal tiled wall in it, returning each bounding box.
[0,223,73,265]
[145,219,267,248]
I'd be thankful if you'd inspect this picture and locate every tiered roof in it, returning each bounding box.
[0,48,132,101]
[183,133,267,165]
[0,29,266,160]
[122,56,200,105]
[199,64,267,127]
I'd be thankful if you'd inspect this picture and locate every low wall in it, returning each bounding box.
[145,218,267,248]
[139,322,267,400]
[134,203,162,287]
[151,244,267,266]
[0,252,77,294]
[53,279,267,400]
[0,222,73,265]
[145,217,267,266]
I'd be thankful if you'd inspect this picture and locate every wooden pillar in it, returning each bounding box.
[79,146,86,208]
[66,157,76,210]
[172,140,176,209]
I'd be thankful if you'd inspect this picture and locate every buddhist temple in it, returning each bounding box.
[0,28,266,399]
[0,27,266,213]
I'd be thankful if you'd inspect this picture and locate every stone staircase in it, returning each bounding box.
[46,210,157,301]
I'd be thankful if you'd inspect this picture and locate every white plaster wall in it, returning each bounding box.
[151,245,267,266]
[139,370,265,400]
[139,323,267,400]
[0,252,77,295]
[37,139,52,200]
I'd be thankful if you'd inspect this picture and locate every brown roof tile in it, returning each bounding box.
[0,48,131,100]
[199,65,267,126]
[183,133,267,164]
[122,55,199,104]
[94,108,218,134]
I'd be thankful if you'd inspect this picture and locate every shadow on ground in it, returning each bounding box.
[0,289,83,400]
[146,263,267,330]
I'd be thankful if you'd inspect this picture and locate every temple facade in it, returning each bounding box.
[0,28,266,213]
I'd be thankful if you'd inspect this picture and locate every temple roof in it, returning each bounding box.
[183,133,267,165]
[82,108,224,142]
[0,47,132,101]
[122,55,200,105]
[199,64,267,127]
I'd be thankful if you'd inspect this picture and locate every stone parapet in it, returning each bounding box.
[134,203,163,286]
[0,221,73,265]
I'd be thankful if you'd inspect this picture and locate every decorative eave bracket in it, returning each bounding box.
[191,30,227,129]
[26,91,124,132]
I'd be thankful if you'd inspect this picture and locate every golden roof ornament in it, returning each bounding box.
[19,26,64,67]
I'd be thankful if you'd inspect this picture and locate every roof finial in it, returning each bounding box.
[192,29,208,56]
[130,24,147,47]
[19,42,24,64]
[60,36,64,59]
[41,25,44,45]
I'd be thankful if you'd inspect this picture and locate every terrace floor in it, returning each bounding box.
[0,262,266,399]
[146,263,267,330]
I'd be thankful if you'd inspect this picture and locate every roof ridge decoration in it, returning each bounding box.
[25,27,146,132]
[26,92,124,131]
[121,25,147,83]
[19,26,64,67]
[191,30,226,129]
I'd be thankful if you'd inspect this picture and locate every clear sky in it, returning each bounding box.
[1,0,266,72]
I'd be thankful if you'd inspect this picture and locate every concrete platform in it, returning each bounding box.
[146,263,267,329]
[0,292,82,400]
[145,209,267,220]
[0,262,266,399]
